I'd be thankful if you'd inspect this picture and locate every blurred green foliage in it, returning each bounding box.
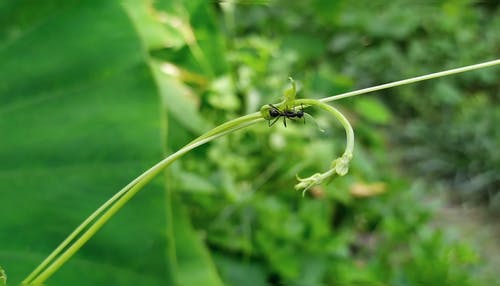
[145,0,497,285]
[1,0,498,285]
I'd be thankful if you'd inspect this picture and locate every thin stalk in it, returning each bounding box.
[23,175,141,283]
[321,59,500,103]
[24,115,263,285]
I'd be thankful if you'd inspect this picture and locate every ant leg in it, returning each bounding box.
[282,106,288,127]
[301,104,305,124]
[269,116,280,127]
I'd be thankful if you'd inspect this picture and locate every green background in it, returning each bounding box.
[1,0,498,285]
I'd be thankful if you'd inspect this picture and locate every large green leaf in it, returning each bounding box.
[0,1,223,285]
[0,1,225,285]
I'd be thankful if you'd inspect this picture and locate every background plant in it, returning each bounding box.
[0,0,498,285]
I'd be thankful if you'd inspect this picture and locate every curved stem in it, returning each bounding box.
[24,114,263,285]
[23,57,500,284]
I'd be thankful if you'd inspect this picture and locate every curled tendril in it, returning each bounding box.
[293,99,354,195]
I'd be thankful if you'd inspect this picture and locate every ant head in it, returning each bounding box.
[269,108,280,117]
[268,104,281,118]
[296,109,304,117]
[295,104,304,117]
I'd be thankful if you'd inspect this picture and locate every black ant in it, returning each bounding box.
[268,104,305,127]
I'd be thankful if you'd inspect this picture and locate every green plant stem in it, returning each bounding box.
[320,58,500,103]
[24,114,263,285]
[23,57,500,285]
[293,99,354,194]
[23,178,140,283]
